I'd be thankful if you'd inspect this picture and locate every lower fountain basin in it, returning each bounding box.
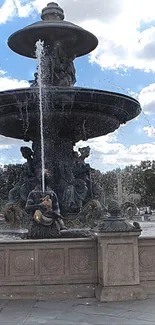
[0,86,141,142]
[0,228,28,240]
[60,228,91,238]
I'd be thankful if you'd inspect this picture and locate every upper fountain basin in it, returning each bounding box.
[0,87,141,142]
[7,20,98,59]
[8,2,98,59]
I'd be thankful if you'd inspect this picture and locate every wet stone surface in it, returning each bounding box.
[0,297,155,325]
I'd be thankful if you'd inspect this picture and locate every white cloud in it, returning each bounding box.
[143,126,155,137]
[0,131,153,171]
[0,70,6,75]
[0,70,29,91]
[0,135,32,166]
[78,1,155,72]
[0,0,32,23]
[14,0,32,17]
[0,0,16,23]
[0,71,31,165]
[0,135,27,146]
[0,144,10,149]
[1,0,155,72]
[86,21,155,72]
[138,83,155,114]
[1,0,155,71]
[76,132,155,171]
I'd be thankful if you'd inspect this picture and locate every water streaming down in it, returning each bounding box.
[35,40,45,193]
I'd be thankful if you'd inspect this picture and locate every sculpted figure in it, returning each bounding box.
[25,170,66,239]
[4,146,37,227]
[4,203,22,229]
[58,149,88,213]
[74,146,91,181]
[4,179,24,228]
[30,72,38,87]
[74,146,92,200]
[30,42,76,87]
[53,44,76,86]
[7,146,36,207]
[74,146,102,202]
[20,146,37,203]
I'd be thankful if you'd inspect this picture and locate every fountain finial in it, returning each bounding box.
[41,2,64,21]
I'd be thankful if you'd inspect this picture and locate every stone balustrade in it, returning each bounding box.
[0,238,97,299]
[139,236,155,295]
[0,235,154,301]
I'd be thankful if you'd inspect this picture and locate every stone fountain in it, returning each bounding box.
[0,3,147,303]
[0,2,141,238]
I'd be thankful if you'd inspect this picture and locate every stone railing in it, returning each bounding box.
[138,236,155,295]
[1,234,155,300]
[0,238,97,299]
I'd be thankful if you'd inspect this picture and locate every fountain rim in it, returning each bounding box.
[0,237,94,243]
[7,20,98,59]
[0,86,141,106]
[0,86,141,141]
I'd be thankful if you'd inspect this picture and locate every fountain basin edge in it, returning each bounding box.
[0,87,141,141]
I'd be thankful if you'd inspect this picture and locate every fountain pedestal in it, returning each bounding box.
[93,201,146,302]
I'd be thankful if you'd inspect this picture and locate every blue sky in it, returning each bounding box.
[1,0,155,171]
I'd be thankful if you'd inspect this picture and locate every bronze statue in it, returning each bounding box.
[30,72,38,87]
[74,146,91,182]
[4,203,22,229]
[31,43,76,87]
[74,146,102,202]
[4,146,37,228]
[20,146,37,203]
[58,149,88,213]
[25,170,66,239]
[53,45,76,86]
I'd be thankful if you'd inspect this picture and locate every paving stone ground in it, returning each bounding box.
[0,296,155,325]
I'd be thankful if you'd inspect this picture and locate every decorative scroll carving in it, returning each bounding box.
[93,200,142,233]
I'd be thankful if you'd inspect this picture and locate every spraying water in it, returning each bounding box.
[35,40,45,193]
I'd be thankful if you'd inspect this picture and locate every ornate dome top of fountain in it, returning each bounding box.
[7,2,98,59]
[41,2,65,21]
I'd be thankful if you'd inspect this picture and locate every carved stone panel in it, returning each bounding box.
[0,250,5,277]
[139,243,155,282]
[139,248,155,269]
[39,249,65,275]
[0,239,97,289]
[106,243,135,285]
[69,248,93,274]
[9,250,35,276]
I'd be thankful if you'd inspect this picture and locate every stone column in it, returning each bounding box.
[93,200,146,302]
